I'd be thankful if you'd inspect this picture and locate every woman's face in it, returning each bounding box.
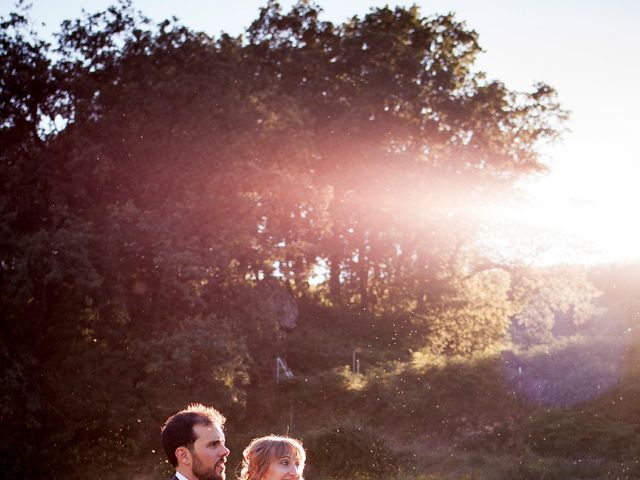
[262,453,303,480]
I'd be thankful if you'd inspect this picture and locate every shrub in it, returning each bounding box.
[304,424,400,480]
[517,449,606,480]
[523,411,638,460]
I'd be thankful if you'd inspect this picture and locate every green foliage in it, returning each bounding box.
[284,305,418,375]
[501,337,624,408]
[589,262,640,334]
[524,411,639,460]
[516,449,613,480]
[417,269,513,356]
[511,266,601,346]
[0,1,612,479]
[304,424,400,480]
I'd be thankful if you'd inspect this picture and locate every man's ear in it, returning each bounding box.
[175,446,192,466]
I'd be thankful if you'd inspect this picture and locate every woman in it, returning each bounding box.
[239,435,305,480]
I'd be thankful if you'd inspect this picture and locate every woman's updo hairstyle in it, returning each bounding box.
[238,435,305,480]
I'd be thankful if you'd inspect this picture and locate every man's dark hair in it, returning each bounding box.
[161,403,226,467]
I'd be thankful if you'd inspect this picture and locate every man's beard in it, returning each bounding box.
[192,452,224,480]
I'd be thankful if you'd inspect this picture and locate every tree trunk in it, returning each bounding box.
[329,252,342,305]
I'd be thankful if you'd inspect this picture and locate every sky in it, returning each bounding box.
[3,0,639,265]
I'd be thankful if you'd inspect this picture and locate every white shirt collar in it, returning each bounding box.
[175,471,189,480]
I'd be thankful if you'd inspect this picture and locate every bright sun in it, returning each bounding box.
[481,170,640,265]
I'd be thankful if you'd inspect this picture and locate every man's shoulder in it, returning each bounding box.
[174,470,192,480]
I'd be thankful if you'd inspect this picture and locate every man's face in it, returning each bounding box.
[189,423,229,480]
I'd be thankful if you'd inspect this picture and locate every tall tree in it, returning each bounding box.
[245,2,567,311]
[0,2,581,477]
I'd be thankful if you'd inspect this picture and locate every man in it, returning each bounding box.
[161,404,230,480]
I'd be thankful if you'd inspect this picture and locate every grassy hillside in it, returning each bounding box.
[230,299,640,480]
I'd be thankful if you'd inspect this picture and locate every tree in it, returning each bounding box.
[0,1,578,476]
[245,2,567,313]
[510,266,602,346]
[0,5,275,477]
